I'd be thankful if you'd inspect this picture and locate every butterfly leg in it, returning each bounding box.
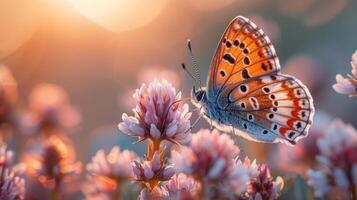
[231,125,236,135]
[185,115,202,133]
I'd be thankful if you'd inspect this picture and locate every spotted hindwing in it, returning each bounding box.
[226,74,314,145]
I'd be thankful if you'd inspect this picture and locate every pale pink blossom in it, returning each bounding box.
[277,111,332,174]
[172,129,240,183]
[0,167,25,200]
[0,142,14,167]
[162,173,200,200]
[137,174,200,200]
[239,161,284,200]
[351,50,357,77]
[0,66,18,139]
[87,146,137,181]
[0,142,25,200]
[307,119,357,197]
[118,79,191,144]
[84,146,137,197]
[24,83,81,134]
[23,135,82,190]
[333,50,357,96]
[333,74,356,95]
[222,158,252,196]
[137,187,169,200]
[133,151,175,188]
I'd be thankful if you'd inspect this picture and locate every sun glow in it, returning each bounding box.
[65,0,168,32]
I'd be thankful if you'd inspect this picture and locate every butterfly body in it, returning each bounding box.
[191,16,314,145]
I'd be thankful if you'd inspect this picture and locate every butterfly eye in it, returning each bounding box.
[196,91,204,101]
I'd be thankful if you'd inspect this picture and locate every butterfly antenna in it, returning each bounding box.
[181,63,199,85]
[187,40,203,91]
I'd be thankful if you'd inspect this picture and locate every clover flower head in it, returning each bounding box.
[137,187,169,200]
[119,79,191,144]
[172,129,240,183]
[0,167,25,200]
[24,135,82,190]
[277,111,332,173]
[133,151,175,189]
[0,66,18,139]
[0,142,14,167]
[239,158,284,200]
[25,83,81,134]
[333,50,357,96]
[307,119,357,197]
[162,173,200,200]
[86,146,137,193]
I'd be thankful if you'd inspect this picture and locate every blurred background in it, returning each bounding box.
[1,0,357,179]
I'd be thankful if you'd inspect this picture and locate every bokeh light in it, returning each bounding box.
[65,0,169,32]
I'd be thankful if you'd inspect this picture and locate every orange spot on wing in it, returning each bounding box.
[279,127,289,136]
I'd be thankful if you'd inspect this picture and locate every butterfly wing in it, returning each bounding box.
[226,74,314,145]
[205,16,314,145]
[207,16,280,105]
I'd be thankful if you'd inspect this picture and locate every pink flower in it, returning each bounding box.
[0,142,25,200]
[24,83,81,134]
[138,174,200,200]
[239,160,284,200]
[162,173,200,199]
[307,119,357,197]
[85,146,137,193]
[0,167,25,200]
[137,187,169,200]
[23,135,82,190]
[171,129,240,183]
[133,151,175,189]
[118,79,191,144]
[333,50,357,96]
[333,74,356,95]
[276,111,332,174]
[351,50,357,77]
[0,142,14,167]
[0,66,18,139]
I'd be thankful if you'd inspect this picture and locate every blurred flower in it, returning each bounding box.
[137,187,169,200]
[239,159,284,200]
[0,141,25,199]
[23,83,81,135]
[85,146,137,195]
[133,151,175,190]
[0,167,25,200]
[0,66,18,139]
[220,158,251,197]
[82,176,111,200]
[0,141,14,167]
[118,79,191,145]
[137,174,200,200]
[23,134,82,191]
[333,50,357,97]
[307,119,357,198]
[276,111,332,175]
[282,54,325,95]
[172,129,240,183]
[162,173,200,200]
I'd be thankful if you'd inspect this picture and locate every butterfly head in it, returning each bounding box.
[191,86,206,105]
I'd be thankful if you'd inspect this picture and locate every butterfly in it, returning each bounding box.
[190,16,314,145]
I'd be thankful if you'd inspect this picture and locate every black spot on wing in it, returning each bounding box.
[223,54,235,64]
